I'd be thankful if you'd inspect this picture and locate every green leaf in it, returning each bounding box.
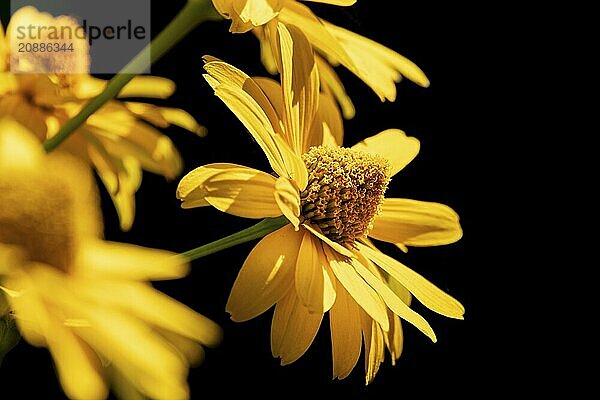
[0,314,20,365]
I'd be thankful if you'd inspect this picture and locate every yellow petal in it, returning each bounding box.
[351,256,436,341]
[255,27,279,74]
[271,289,323,365]
[213,0,283,32]
[204,60,307,184]
[329,283,362,379]
[75,239,190,281]
[0,117,44,169]
[279,2,355,69]
[86,140,141,231]
[6,268,108,400]
[84,102,183,179]
[31,267,190,400]
[2,272,49,347]
[45,313,108,400]
[370,198,463,247]
[328,20,429,88]
[274,133,309,190]
[324,247,389,331]
[271,22,320,155]
[358,243,465,320]
[323,20,430,100]
[351,129,419,176]
[203,59,281,133]
[226,225,302,321]
[67,278,222,347]
[316,56,355,120]
[360,312,384,385]
[176,163,282,218]
[159,107,207,137]
[295,231,336,313]
[302,223,354,258]
[157,329,206,366]
[253,76,284,125]
[124,103,207,137]
[383,311,404,366]
[309,90,344,148]
[119,76,175,99]
[274,176,301,229]
[235,0,284,26]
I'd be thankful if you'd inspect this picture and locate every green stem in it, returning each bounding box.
[43,0,221,153]
[181,216,289,262]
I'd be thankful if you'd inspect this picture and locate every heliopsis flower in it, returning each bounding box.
[0,7,206,231]
[212,0,429,118]
[177,23,462,383]
[0,118,221,400]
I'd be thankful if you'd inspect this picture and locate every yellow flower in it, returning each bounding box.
[0,7,206,231]
[213,0,429,118]
[0,118,221,400]
[177,23,462,383]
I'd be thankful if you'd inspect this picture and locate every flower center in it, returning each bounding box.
[0,174,76,273]
[300,146,391,248]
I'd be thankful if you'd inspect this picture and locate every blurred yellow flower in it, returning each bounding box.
[0,118,221,400]
[0,7,206,231]
[213,0,428,118]
[178,23,462,384]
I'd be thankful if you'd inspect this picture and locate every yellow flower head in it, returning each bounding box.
[0,118,221,400]
[0,7,206,231]
[213,0,428,118]
[177,23,462,384]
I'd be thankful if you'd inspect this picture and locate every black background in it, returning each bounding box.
[1,1,491,398]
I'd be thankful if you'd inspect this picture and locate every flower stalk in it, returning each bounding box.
[43,0,221,153]
[181,216,289,262]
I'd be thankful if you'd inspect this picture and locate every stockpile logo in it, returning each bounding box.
[8,0,151,74]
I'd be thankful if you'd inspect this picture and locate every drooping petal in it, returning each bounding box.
[295,231,336,313]
[351,256,436,341]
[383,311,404,366]
[124,103,207,137]
[325,20,430,89]
[324,247,389,331]
[278,2,355,70]
[315,56,355,120]
[271,289,323,365]
[85,110,183,179]
[358,243,465,320]
[360,311,385,385]
[329,283,362,379]
[370,198,463,247]
[75,239,190,281]
[226,225,303,321]
[86,142,141,231]
[86,137,141,231]
[176,163,282,218]
[351,129,419,177]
